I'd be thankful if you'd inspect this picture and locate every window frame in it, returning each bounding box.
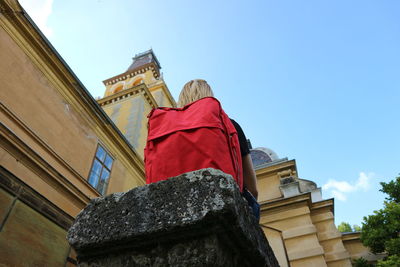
[87,144,114,195]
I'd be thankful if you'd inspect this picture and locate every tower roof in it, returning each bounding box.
[103,49,161,85]
[127,49,161,72]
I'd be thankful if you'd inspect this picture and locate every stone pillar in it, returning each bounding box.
[67,168,279,267]
[311,201,352,267]
[260,194,327,267]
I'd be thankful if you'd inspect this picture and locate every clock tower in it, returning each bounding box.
[97,50,176,159]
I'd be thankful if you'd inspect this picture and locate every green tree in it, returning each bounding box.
[380,175,400,203]
[353,257,374,267]
[377,255,400,267]
[338,222,353,232]
[361,174,400,266]
[337,222,360,232]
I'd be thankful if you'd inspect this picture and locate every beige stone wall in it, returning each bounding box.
[256,160,368,267]
[0,3,147,265]
[151,87,171,107]
[261,196,327,267]
[0,5,145,217]
[342,233,385,263]
[0,146,84,216]
[262,226,289,267]
[0,26,95,180]
[0,188,70,266]
[0,26,92,216]
[343,237,368,259]
[257,172,282,201]
[311,206,351,266]
[102,92,153,159]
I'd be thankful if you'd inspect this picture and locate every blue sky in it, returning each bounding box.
[20,0,399,227]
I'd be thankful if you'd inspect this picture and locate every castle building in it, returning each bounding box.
[249,148,381,266]
[0,1,146,265]
[0,1,378,266]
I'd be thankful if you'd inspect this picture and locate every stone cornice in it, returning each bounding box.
[311,198,334,214]
[0,0,145,178]
[0,0,22,14]
[0,103,100,199]
[97,84,158,109]
[341,232,361,241]
[0,121,91,211]
[256,159,298,177]
[102,62,160,86]
[260,192,312,211]
[0,166,75,230]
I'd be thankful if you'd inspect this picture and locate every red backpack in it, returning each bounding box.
[144,97,243,191]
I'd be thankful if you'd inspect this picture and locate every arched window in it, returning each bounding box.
[113,85,123,93]
[132,78,143,86]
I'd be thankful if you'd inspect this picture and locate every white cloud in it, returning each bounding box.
[19,0,54,37]
[356,172,371,191]
[323,180,354,193]
[331,190,347,201]
[322,172,374,202]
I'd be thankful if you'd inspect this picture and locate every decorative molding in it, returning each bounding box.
[0,0,22,15]
[311,198,334,214]
[324,250,351,262]
[260,204,311,225]
[287,246,325,261]
[0,121,91,210]
[97,84,158,109]
[282,224,317,240]
[256,159,298,177]
[318,231,342,242]
[311,211,334,223]
[102,63,160,86]
[0,166,75,230]
[341,232,361,241]
[0,102,99,196]
[260,192,312,211]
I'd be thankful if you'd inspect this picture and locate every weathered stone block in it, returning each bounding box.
[67,168,279,267]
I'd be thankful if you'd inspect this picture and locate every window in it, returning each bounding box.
[132,78,143,86]
[113,85,123,93]
[88,145,113,195]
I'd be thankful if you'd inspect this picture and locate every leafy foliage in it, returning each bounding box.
[360,174,400,266]
[337,222,361,232]
[376,255,400,267]
[353,257,374,267]
[338,222,353,232]
[380,175,400,203]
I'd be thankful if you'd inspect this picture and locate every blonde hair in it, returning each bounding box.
[177,79,214,107]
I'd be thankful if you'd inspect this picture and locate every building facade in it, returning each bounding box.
[251,147,380,266]
[0,1,144,265]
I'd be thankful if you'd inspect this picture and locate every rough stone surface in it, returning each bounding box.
[67,168,279,267]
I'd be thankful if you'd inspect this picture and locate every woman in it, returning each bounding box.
[177,79,258,200]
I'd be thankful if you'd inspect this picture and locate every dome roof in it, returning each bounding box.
[250,147,279,167]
